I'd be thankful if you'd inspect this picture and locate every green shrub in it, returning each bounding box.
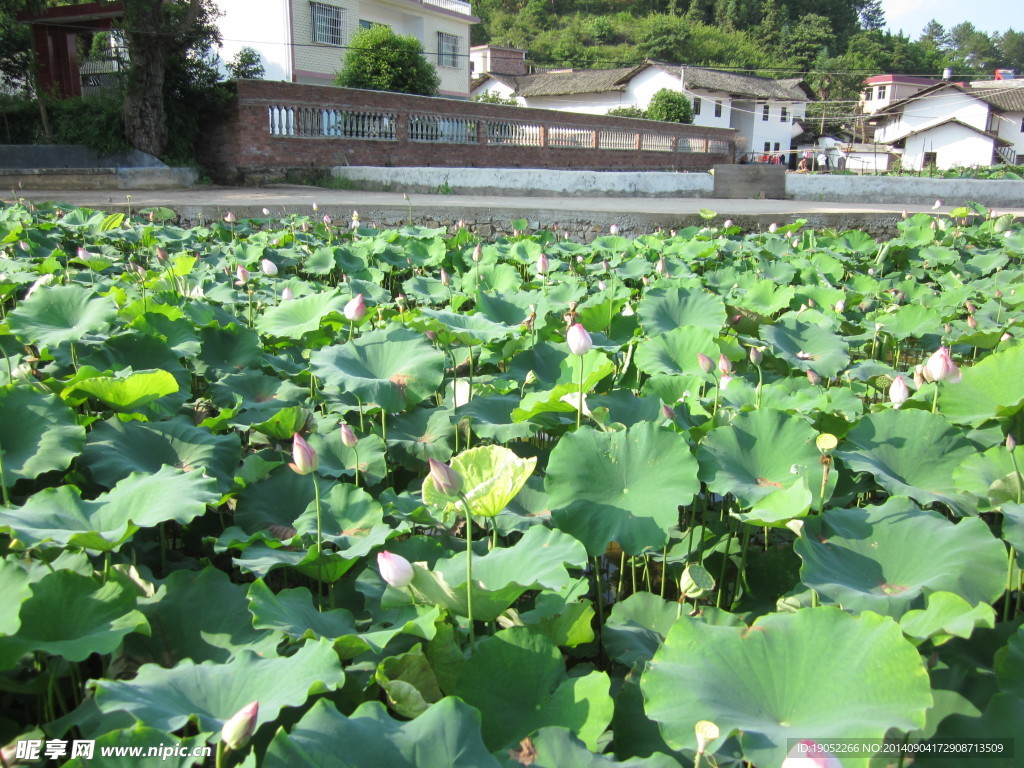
[645,88,694,124]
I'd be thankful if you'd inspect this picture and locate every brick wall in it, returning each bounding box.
[201,80,736,183]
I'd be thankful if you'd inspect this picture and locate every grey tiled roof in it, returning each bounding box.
[509,66,643,97]
[650,62,810,100]
[972,86,1024,112]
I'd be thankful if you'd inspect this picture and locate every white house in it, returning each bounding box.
[859,74,944,116]
[472,58,810,162]
[867,82,1024,169]
[216,0,477,98]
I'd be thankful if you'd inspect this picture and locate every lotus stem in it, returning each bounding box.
[312,473,324,612]
[0,440,11,508]
[716,523,733,609]
[732,525,752,610]
[577,354,584,430]
[593,555,606,660]
[617,550,626,599]
[215,741,226,768]
[931,384,940,414]
[353,446,360,488]
[456,491,476,651]
[755,363,763,409]
[1005,549,1017,623]
[1009,449,1023,505]
[660,543,668,598]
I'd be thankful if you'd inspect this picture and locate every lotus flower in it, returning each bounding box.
[933,199,942,210]
[288,433,318,475]
[351,210,360,228]
[889,375,910,408]
[922,346,961,383]
[281,287,294,301]
[440,268,451,286]
[781,740,841,768]
[537,253,550,274]
[323,213,332,226]
[567,323,592,356]
[717,354,732,376]
[472,243,483,262]
[344,293,366,321]
[222,701,258,750]
[1007,433,1017,452]
[697,353,715,374]
[76,246,91,260]
[224,211,237,223]
[749,347,763,365]
[377,551,414,588]
[234,265,250,285]
[260,259,278,277]
[807,370,822,386]
[428,458,462,496]
[719,374,733,390]
[262,207,271,216]
[609,224,619,235]
[155,246,169,262]
[340,423,358,448]
[723,219,733,228]
[768,222,778,233]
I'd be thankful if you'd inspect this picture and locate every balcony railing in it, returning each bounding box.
[423,0,473,16]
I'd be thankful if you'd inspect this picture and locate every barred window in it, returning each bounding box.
[693,96,701,114]
[311,3,344,46]
[438,32,459,68]
[714,100,722,117]
[780,106,788,122]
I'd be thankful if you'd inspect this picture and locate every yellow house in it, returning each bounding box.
[217,0,477,98]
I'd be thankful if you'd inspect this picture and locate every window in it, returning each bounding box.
[1020,117,1024,131]
[773,142,780,151]
[693,97,701,115]
[877,85,887,99]
[438,32,459,68]
[359,19,376,29]
[714,100,722,117]
[762,104,770,121]
[763,141,771,152]
[923,151,937,168]
[311,3,344,46]
[780,106,788,122]
[864,89,872,101]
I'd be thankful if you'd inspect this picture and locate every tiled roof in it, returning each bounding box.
[887,117,1010,146]
[651,62,809,100]
[972,86,1024,112]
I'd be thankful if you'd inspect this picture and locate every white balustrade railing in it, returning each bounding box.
[547,126,592,148]
[598,130,636,150]
[423,0,473,16]
[484,121,543,147]
[409,114,478,144]
[640,134,675,152]
[268,106,396,139]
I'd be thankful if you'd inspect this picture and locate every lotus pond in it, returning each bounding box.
[0,200,1022,768]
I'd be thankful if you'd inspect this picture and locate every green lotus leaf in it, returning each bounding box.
[247,579,359,640]
[732,280,795,316]
[994,625,1024,699]
[453,395,537,442]
[923,694,1022,768]
[953,442,1024,511]
[835,409,978,515]
[0,570,149,668]
[422,444,536,519]
[0,557,33,636]
[696,408,832,522]
[8,284,117,347]
[385,407,455,467]
[875,304,944,340]
[407,526,587,621]
[82,416,241,492]
[517,727,683,768]
[263,696,498,768]
[547,423,699,556]
[292,482,384,547]
[255,290,347,338]
[308,429,388,485]
[93,638,342,739]
[196,324,262,376]
[0,386,85,485]
[64,726,208,768]
[900,591,997,646]
[637,286,726,334]
[510,342,613,388]
[418,308,515,345]
[0,466,219,551]
[311,326,444,412]
[796,497,1007,618]
[938,344,1024,426]
[634,326,720,377]
[603,592,680,668]
[454,627,612,751]
[127,567,277,666]
[1002,503,1024,562]
[759,315,849,377]
[641,607,932,767]
[375,644,443,718]
[62,368,179,412]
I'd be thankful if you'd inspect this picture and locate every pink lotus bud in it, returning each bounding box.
[768,222,778,233]
[642,276,650,286]
[537,253,550,274]
[749,347,763,366]
[867,268,875,276]
[262,207,271,216]
[662,404,675,420]
[288,433,318,475]
[425,330,438,342]
[567,323,592,356]
[1001,332,1013,342]
[601,259,611,272]
[967,315,978,329]
[834,299,845,312]
[719,374,733,390]
[913,365,925,388]
[807,370,821,386]
[340,423,358,448]
[723,219,733,228]
[281,287,294,301]
[782,739,842,768]
[260,258,278,277]
[77,246,90,260]
[344,293,366,321]
[965,301,976,314]
[235,265,250,285]
[655,256,667,276]
[933,199,942,210]
[1007,433,1017,452]
[598,280,607,291]
[323,214,332,226]
[995,289,1003,299]
[889,375,910,409]
[457,218,466,229]
[717,354,732,376]
[944,323,952,334]
[472,243,483,262]
[377,551,414,588]
[428,458,462,496]
[901,209,909,219]
[313,202,319,211]
[18,240,29,252]
[440,268,451,286]
[610,224,620,235]
[922,346,961,384]
[222,701,258,751]
[697,353,715,374]
[730,315,742,325]
[224,211,237,223]
[156,246,169,262]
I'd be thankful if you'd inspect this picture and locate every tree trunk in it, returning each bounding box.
[122,39,168,157]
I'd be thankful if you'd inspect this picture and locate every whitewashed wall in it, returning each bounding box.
[903,122,995,169]
[217,0,293,82]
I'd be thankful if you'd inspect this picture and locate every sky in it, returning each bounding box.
[880,0,1013,39]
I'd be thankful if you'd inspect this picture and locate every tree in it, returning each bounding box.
[227,46,265,80]
[335,25,440,96]
[858,0,885,32]
[634,14,691,60]
[784,13,834,70]
[646,88,694,123]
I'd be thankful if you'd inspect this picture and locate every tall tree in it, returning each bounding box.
[858,0,884,32]
[998,29,1024,71]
